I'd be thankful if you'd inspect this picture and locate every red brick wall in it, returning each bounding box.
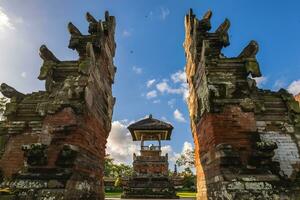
[195,106,256,180]
[0,134,38,177]
[43,108,107,196]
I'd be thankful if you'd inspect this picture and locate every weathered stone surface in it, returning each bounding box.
[184,9,300,200]
[0,11,116,200]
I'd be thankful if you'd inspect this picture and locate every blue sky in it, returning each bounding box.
[0,0,300,168]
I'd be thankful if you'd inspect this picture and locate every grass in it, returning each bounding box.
[105,191,197,199]
[176,191,197,198]
[105,192,122,198]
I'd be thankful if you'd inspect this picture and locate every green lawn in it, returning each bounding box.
[105,192,122,198]
[176,191,197,198]
[105,191,197,199]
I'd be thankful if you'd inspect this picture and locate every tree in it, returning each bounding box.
[104,154,133,178]
[180,167,196,191]
[176,148,195,168]
[176,149,196,191]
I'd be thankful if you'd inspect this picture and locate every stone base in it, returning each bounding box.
[122,176,178,199]
[0,169,104,200]
[204,175,300,200]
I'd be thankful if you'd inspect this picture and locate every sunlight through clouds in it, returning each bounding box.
[0,7,15,33]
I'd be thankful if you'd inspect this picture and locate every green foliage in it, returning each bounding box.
[114,177,122,187]
[104,154,133,178]
[179,167,196,192]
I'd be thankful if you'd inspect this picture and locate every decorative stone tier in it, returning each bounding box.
[0,11,116,200]
[184,9,300,200]
[122,175,178,199]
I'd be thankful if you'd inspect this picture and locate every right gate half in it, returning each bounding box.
[184,9,300,200]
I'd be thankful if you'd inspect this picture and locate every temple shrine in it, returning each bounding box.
[121,115,178,199]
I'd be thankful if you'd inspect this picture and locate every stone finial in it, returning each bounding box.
[188,8,194,17]
[198,10,213,33]
[0,83,24,100]
[86,12,97,23]
[39,45,60,63]
[238,40,259,58]
[105,11,110,21]
[203,10,212,20]
[86,12,98,34]
[68,22,82,36]
[216,18,230,34]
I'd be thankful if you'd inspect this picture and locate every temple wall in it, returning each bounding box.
[0,11,116,200]
[184,9,300,200]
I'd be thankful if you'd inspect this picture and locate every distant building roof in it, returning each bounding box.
[128,114,173,141]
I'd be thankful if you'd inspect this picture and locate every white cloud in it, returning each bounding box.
[146,90,157,99]
[173,109,186,123]
[0,7,15,33]
[253,76,267,87]
[155,70,189,101]
[156,81,183,95]
[122,29,131,37]
[273,79,286,90]
[167,99,176,108]
[160,7,170,20]
[182,141,193,153]
[21,72,26,78]
[132,66,142,74]
[161,145,173,156]
[107,121,139,164]
[153,99,160,104]
[169,141,195,172]
[171,70,186,83]
[147,79,156,88]
[156,81,171,93]
[288,80,300,95]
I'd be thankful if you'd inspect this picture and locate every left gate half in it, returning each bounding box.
[0,11,116,200]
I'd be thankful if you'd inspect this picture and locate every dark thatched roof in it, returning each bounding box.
[127,115,173,141]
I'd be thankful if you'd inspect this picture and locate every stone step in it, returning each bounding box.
[263,107,287,112]
[256,114,289,121]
